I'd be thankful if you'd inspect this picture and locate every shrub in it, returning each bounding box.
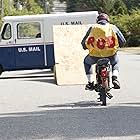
[111,9,140,47]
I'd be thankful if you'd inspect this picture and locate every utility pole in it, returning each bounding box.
[44,0,50,14]
[8,0,12,15]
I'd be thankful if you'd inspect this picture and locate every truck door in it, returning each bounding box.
[0,22,16,70]
[14,21,45,69]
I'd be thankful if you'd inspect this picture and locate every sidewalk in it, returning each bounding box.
[119,47,140,54]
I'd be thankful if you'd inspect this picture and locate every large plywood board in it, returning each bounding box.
[53,25,91,85]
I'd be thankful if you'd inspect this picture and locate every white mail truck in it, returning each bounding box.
[0,11,98,75]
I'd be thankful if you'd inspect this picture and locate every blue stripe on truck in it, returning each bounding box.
[0,44,55,71]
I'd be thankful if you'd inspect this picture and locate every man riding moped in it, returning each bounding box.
[81,13,126,90]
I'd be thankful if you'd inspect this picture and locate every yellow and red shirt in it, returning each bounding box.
[85,23,119,57]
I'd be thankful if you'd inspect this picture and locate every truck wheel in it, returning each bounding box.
[0,65,3,75]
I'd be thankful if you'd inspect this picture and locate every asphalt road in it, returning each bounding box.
[0,52,140,140]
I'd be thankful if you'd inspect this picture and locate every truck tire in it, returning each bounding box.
[0,65,3,75]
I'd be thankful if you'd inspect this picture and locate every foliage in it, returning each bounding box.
[112,0,128,15]
[13,0,44,15]
[66,0,128,15]
[66,0,115,14]
[0,0,44,17]
[34,0,54,13]
[123,0,140,11]
[111,9,140,47]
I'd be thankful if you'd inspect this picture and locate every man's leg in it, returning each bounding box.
[84,55,98,90]
[109,53,120,89]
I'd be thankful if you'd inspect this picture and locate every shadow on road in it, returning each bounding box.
[0,70,56,84]
[26,77,56,84]
[0,75,54,79]
[38,100,102,108]
[19,69,53,75]
[0,104,140,140]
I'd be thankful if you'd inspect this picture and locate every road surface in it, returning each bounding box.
[0,52,140,140]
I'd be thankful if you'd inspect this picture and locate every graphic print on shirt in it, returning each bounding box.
[86,24,119,57]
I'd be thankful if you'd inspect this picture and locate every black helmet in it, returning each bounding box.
[96,13,110,23]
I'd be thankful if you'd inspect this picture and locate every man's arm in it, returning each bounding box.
[81,27,92,50]
[113,25,126,47]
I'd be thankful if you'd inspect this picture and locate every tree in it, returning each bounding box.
[112,0,128,15]
[12,0,44,15]
[123,0,140,11]
[35,0,54,13]
[66,0,128,15]
[3,0,15,16]
[111,9,140,46]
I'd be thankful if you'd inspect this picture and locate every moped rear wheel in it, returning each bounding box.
[100,88,106,106]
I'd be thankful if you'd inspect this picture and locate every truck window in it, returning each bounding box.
[1,23,12,40]
[17,22,41,39]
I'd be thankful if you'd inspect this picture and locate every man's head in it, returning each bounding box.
[96,13,110,23]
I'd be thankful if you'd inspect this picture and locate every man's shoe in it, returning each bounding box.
[112,76,120,89]
[85,81,94,91]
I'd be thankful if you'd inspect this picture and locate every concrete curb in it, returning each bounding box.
[119,47,140,54]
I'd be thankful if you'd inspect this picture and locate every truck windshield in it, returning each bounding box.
[1,23,12,40]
